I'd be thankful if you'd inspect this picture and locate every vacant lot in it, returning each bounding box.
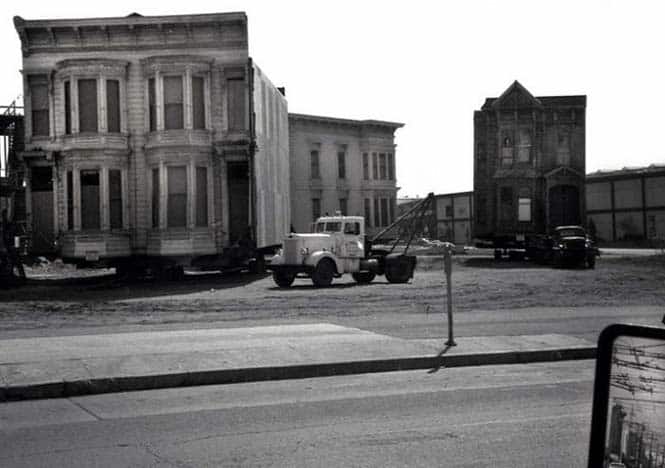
[0,253,663,336]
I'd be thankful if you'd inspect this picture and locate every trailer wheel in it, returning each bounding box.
[352,271,375,284]
[385,263,412,284]
[311,258,335,287]
[273,271,296,288]
[249,255,266,274]
[553,251,563,268]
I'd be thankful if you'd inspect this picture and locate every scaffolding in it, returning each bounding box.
[1,102,28,260]
[1,101,24,206]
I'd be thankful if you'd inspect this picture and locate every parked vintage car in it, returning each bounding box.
[526,225,598,268]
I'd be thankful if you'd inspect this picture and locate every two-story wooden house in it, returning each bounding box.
[14,12,290,272]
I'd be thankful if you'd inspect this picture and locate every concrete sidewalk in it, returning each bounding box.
[0,324,596,401]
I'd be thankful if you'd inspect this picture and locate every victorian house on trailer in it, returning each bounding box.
[14,12,290,269]
[473,81,586,249]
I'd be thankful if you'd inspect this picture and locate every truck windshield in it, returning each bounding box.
[315,222,342,233]
[557,228,585,238]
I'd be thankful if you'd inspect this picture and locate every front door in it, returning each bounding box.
[549,184,580,229]
[30,166,54,254]
[227,161,250,244]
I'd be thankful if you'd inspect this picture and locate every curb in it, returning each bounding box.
[0,346,596,402]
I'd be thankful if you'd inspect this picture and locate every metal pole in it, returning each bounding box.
[444,243,456,346]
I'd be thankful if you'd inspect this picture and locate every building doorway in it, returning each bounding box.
[30,166,54,254]
[549,184,580,229]
[227,161,250,244]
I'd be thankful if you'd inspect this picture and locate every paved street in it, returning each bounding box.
[0,360,595,467]
[1,303,660,345]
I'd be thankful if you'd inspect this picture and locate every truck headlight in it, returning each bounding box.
[300,247,309,256]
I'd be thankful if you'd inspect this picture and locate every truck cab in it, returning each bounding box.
[269,214,376,288]
[269,213,416,288]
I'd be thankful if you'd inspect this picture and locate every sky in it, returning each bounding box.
[2,1,665,198]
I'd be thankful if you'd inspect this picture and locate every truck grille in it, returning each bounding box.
[283,238,300,264]
[565,239,585,250]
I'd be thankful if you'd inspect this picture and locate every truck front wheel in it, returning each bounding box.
[385,262,412,283]
[352,271,375,284]
[311,258,335,287]
[273,271,296,288]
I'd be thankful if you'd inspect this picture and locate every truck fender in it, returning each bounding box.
[305,251,341,275]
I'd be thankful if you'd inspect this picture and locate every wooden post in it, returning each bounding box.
[443,242,456,346]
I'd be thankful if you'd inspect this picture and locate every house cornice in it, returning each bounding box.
[289,113,404,131]
[14,12,248,57]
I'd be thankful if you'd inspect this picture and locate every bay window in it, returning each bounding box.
[65,167,126,232]
[192,76,206,130]
[78,79,98,133]
[150,164,211,230]
[144,65,211,133]
[80,170,100,230]
[106,80,120,133]
[164,76,184,130]
[64,81,71,135]
[109,170,123,229]
[152,168,160,228]
[167,166,187,228]
[196,167,208,227]
[56,60,128,137]
[148,78,157,132]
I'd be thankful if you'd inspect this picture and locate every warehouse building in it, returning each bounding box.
[434,191,473,245]
[586,164,665,244]
[397,192,473,245]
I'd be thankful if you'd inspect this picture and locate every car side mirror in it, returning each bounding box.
[588,323,665,468]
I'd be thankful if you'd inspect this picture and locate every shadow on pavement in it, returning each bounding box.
[0,271,272,302]
[460,257,548,269]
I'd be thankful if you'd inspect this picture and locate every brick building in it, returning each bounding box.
[14,13,289,265]
[473,81,586,247]
[288,114,402,237]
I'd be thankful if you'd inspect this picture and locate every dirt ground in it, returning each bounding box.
[0,253,663,334]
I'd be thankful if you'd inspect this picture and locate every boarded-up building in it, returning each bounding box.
[397,192,473,245]
[434,192,473,245]
[474,81,586,248]
[288,114,402,237]
[14,12,289,266]
[586,165,665,244]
